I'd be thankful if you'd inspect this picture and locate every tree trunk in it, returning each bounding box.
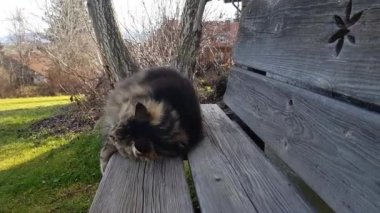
[173,0,208,80]
[87,0,139,84]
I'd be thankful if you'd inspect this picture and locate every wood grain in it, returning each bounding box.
[89,155,193,213]
[188,104,313,213]
[235,0,380,105]
[224,67,380,213]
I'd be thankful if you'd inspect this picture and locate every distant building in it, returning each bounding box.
[0,49,49,85]
[201,20,239,65]
[145,18,239,65]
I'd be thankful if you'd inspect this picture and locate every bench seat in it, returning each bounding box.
[89,104,312,213]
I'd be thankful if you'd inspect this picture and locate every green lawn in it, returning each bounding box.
[0,96,101,212]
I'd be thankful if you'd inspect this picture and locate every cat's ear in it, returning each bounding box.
[135,102,150,122]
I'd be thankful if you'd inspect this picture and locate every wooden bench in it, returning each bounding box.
[90,0,380,212]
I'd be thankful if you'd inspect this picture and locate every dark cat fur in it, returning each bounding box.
[99,67,203,174]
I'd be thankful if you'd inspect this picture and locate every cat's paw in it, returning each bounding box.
[100,159,107,175]
[131,144,159,161]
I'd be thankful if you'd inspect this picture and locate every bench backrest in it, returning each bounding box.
[223,0,380,212]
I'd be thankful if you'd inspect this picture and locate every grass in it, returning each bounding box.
[0,96,102,212]
[0,96,71,111]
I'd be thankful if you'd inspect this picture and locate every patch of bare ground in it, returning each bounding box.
[30,97,103,135]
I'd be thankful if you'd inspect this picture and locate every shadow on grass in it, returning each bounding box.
[0,105,70,152]
[0,132,102,212]
[0,103,94,149]
[0,105,61,114]
[0,105,65,126]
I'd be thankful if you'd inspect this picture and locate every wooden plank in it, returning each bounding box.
[234,0,380,105]
[188,104,313,213]
[89,155,193,213]
[224,67,380,213]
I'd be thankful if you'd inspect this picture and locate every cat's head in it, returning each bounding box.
[110,102,188,159]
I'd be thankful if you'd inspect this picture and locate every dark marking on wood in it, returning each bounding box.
[336,37,344,56]
[347,34,356,44]
[89,155,193,213]
[333,15,346,29]
[328,0,363,56]
[188,104,313,213]
[328,29,349,43]
[347,11,363,27]
[346,0,353,22]
[224,67,380,213]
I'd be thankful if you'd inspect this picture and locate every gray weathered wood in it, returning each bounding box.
[89,155,193,213]
[224,68,380,213]
[188,104,313,213]
[235,0,380,105]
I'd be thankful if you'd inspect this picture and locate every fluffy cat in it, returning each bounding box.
[99,67,203,174]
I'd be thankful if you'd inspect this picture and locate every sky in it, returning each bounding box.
[0,0,238,40]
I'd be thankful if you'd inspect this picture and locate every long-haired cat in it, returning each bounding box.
[99,67,203,174]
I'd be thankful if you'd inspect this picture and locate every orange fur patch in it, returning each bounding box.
[141,99,165,125]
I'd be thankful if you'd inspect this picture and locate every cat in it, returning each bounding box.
[99,67,203,174]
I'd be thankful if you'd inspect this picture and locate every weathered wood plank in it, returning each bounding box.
[235,0,380,105]
[188,104,313,213]
[89,155,193,213]
[224,68,380,213]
